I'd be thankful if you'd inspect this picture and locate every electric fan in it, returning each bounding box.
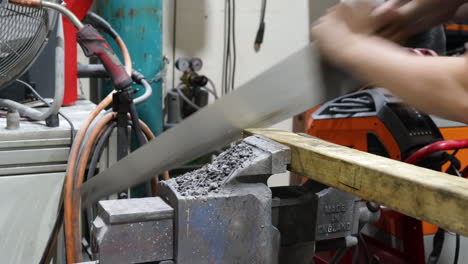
[0,0,58,89]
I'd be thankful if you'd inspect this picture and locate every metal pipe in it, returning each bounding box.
[134,79,153,105]
[10,0,84,29]
[0,98,44,117]
[40,0,84,29]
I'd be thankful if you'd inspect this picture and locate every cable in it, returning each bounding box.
[63,96,113,263]
[254,0,267,52]
[77,64,153,105]
[83,12,119,39]
[454,234,460,264]
[359,233,371,264]
[39,198,64,264]
[221,0,228,96]
[428,228,446,264]
[438,150,460,168]
[330,247,347,264]
[83,122,117,242]
[16,79,75,145]
[201,86,218,100]
[74,113,117,187]
[164,171,171,181]
[221,0,236,94]
[75,68,151,179]
[75,112,112,184]
[452,164,461,264]
[207,78,219,99]
[81,121,146,244]
[82,119,158,250]
[226,0,232,94]
[75,76,152,183]
[68,112,117,263]
[172,0,178,91]
[129,102,147,148]
[134,78,153,105]
[75,75,150,185]
[85,122,117,183]
[231,0,237,92]
[51,8,133,262]
[352,243,360,264]
[176,84,201,110]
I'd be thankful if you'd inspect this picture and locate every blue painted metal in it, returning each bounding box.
[96,0,163,135]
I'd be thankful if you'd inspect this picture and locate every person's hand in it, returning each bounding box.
[311,0,387,64]
[375,0,468,41]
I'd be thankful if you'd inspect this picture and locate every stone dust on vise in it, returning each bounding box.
[167,143,255,197]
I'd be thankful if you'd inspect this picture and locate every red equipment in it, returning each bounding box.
[306,88,467,263]
[62,0,93,105]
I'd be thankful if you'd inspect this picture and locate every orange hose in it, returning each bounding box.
[63,95,112,263]
[63,33,133,258]
[63,31,130,263]
[164,171,170,181]
[138,121,171,183]
[139,121,158,196]
[138,120,167,196]
[60,11,131,263]
[116,36,133,76]
[139,119,155,140]
[70,117,159,259]
[63,36,131,262]
[69,113,117,263]
[9,0,41,7]
[74,113,117,192]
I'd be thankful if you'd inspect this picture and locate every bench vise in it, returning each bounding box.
[89,136,380,264]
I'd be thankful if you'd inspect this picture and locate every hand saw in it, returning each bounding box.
[80,44,361,206]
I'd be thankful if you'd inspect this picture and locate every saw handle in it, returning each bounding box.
[77,25,133,91]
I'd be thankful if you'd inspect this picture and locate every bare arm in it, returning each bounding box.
[454,3,468,22]
[312,1,468,124]
[336,36,468,123]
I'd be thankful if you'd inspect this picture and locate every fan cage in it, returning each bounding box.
[0,3,56,89]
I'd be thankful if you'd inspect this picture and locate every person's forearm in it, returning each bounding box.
[334,36,468,123]
[455,2,468,22]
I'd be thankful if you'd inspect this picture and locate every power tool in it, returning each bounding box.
[307,88,463,263]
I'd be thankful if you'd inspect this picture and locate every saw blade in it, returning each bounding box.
[80,44,359,206]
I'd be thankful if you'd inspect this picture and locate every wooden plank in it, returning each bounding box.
[245,128,468,237]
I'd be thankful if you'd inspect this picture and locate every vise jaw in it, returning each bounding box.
[91,197,174,264]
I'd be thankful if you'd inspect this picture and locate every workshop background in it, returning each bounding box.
[4,0,468,263]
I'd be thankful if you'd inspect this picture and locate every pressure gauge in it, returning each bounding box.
[175,58,191,72]
[190,58,203,72]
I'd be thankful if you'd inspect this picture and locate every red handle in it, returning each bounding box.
[76,25,132,90]
[405,140,468,165]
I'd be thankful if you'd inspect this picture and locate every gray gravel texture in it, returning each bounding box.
[167,143,255,197]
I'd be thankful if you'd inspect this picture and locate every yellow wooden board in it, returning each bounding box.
[245,128,468,236]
